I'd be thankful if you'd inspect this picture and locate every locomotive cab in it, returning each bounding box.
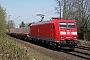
[58,20,78,49]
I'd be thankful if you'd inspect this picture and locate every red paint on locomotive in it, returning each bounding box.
[30,18,78,48]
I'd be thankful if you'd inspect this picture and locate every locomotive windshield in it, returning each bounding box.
[68,23,75,28]
[59,22,67,28]
[59,22,75,28]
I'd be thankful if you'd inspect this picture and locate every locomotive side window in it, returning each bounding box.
[52,23,55,28]
[68,23,75,28]
[59,22,67,28]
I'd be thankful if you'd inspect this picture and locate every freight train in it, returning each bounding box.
[7,18,78,50]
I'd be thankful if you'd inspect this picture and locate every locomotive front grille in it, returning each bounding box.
[60,40,77,47]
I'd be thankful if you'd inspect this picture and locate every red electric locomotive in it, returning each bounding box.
[30,18,78,49]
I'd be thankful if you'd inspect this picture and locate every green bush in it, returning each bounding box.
[0,5,6,36]
[86,29,90,41]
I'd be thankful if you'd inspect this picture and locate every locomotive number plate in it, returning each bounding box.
[67,32,70,34]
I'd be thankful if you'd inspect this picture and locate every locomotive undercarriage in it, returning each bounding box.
[30,36,77,50]
[59,40,77,49]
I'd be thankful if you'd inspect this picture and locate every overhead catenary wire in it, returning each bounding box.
[17,3,56,18]
[11,3,57,28]
[21,3,56,21]
[11,3,56,22]
[42,9,55,14]
[31,15,38,21]
[35,3,56,13]
[26,9,55,21]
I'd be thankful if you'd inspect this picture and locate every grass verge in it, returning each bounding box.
[0,35,29,60]
[0,35,53,60]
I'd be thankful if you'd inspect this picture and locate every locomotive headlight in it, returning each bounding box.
[61,36,63,38]
[73,36,76,38]
[61,36,64,38]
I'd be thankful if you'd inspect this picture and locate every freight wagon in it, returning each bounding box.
[8,26,30,39]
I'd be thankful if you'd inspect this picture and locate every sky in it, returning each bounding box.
[0,0,58,28]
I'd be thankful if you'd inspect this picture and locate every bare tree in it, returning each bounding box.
[7,20,15,29]
[55,0,63,18]
[55,0,90,40]
[71,0,90,40]
[55,0,72,19]
[19,21,25,28]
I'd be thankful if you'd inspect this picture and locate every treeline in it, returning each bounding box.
[55,0,90,41]
[0,5,6,36]
[19,21,34,28]
[0,5,29,60]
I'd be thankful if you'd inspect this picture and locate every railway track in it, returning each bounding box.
[76,46,90,51]
[14,37,90,60]
[63,48,90,60]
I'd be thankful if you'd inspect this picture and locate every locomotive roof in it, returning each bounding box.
[31,19,75,26]
[31,20,51,26]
